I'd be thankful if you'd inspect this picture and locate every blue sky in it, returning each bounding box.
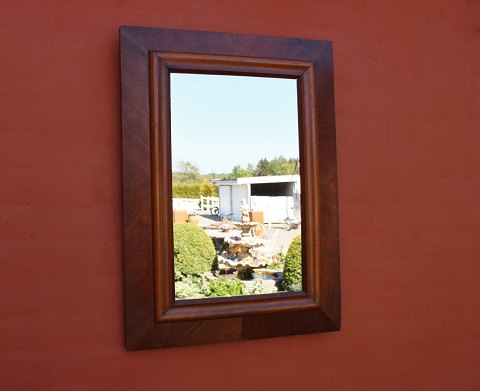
[170,73,299,174]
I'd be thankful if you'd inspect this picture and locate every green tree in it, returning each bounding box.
[255,158,271,176]
[231,164,254,178]
[268,156,298,175]
[268,155,287,175]
[174,161,200,183]
[253,156,299,176]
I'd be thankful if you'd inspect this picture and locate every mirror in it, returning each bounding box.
[171,73,302,299]
[121,26,340,349]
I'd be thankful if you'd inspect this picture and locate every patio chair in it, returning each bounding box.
[250,223,266,238]
[251,229,279,259]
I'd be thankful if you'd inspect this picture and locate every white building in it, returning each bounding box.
[212,175,301,223]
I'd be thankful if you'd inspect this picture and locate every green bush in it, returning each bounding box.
[172,181,218,198]
[243,279,267,295]
[173,223,218,276]
[199,181,218,197]
[208,277,244,297]
[282,235,302,291]
[174,274,209,299]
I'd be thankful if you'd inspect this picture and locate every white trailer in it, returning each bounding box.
[212,175,301,223]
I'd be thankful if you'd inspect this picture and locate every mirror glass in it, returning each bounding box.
[170,73,302,299]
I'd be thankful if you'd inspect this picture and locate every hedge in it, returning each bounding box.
[172,182,218,198]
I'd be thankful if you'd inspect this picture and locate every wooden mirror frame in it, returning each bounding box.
[120,26,340,350]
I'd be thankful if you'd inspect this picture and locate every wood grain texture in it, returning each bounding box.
[120,26,340,350]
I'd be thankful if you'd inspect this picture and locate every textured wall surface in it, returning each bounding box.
[1,1,480,390]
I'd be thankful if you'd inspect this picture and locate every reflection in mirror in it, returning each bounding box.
[170,73,302,299]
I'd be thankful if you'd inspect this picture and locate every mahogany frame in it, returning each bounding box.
[120,26,340,350]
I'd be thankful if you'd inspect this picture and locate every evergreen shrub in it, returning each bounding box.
[282,235,302,291]
[173,223,217,276]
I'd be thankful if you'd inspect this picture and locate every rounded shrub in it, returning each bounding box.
[282,235,302,291]
[173,223,217,276]
[208,277,244,297]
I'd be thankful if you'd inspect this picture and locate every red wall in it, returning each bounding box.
[2,1,480,390]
